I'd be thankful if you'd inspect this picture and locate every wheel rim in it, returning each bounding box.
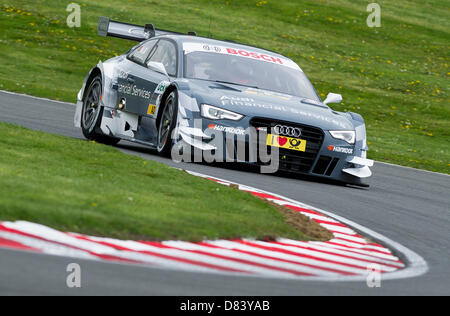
[158,95,175,150]
[82,80,101,130]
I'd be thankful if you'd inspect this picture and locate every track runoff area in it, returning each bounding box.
[0,171,426,289]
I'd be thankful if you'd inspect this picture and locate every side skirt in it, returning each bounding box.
[100,107,157,148]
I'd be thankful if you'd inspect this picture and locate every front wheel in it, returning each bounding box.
[81,76,120,146]
[157,91,178,156]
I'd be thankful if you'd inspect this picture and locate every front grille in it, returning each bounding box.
[249,117,325,173]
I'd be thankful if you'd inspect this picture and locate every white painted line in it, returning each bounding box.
[0,89,75,107]
[374,161,449,177]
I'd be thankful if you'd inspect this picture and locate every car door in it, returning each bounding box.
[116,39,176,118]
[116,39,157,115]
[145,39,178,117]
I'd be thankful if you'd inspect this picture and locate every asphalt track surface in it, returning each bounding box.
[0,90,449,295]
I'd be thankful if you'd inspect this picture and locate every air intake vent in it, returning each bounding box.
[313,156,332,175]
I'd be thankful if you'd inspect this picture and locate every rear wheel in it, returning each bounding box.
[157,91,178,156]
[81,76,120,146]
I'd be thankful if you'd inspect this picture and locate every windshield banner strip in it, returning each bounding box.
[183,42,302,71]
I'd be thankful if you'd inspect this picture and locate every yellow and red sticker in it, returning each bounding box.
[147,104,157,115]
[267,134,307,152]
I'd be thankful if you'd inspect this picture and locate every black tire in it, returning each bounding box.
[81,76,120,146]
[157,91,178,156]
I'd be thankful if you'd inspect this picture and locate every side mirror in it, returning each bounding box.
[323,93,343,105]
[148,61,169,77]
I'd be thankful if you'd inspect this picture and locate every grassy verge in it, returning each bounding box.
[0,122,331,241]
[0,0,448,173]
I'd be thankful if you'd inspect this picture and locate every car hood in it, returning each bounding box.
[184,79,354,130]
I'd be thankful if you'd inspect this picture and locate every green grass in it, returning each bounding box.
[0,122,316,241]
[0,0,449,173]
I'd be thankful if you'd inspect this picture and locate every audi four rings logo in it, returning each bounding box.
[273,125,302,137]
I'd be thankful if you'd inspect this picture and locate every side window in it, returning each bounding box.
[147,40,177,76]
[128,40,157,65]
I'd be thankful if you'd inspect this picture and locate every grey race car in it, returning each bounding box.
[74,17,373,186]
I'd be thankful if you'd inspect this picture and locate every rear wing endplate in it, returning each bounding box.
[98,16,196,42]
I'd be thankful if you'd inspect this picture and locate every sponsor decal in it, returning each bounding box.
[255,127,267,132]
[221,96,255,103]
[208,124,246,135]
[267,134,307,152]
[155,81,170,95]
[219,96,351,129]
[202,44,222,53]
[147,104,157,115]
[137,45,147,53]
[118,83,152,100]
[225,48,284,65]
[118,69,129,79]
[183,42,302,71]
[327,145,353,154]
[245,88,291,100]
[135,45,149,58]
[131,45,151,63]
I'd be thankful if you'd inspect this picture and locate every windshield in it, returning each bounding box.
[184,50,319,100]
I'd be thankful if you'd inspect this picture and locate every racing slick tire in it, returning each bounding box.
[157,90,178,157]
[81,75,120,146]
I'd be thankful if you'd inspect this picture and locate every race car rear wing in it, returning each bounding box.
[97,16,197,42]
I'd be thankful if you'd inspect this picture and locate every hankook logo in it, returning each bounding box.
[208,124,246,135]
[328,145,353,154]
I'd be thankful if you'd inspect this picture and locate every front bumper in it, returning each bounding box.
[175,115,373,184]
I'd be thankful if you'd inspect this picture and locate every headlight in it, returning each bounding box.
[201,104,243,121]
[329,130,356,144]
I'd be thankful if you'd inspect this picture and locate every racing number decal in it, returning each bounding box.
[267,134,307,152]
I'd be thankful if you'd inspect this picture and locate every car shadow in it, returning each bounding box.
[114,142,369,190]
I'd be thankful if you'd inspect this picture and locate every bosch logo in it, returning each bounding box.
[273,125,302,138]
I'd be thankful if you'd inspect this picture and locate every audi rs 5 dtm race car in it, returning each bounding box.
[74,17,374,186]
